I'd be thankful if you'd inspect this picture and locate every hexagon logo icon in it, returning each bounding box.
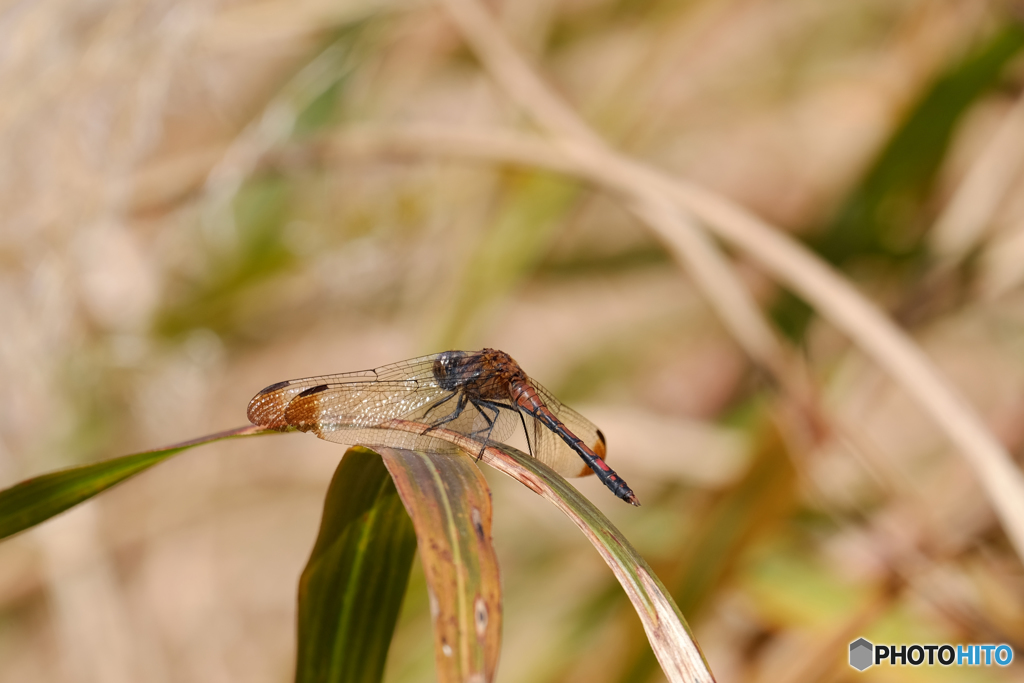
[849,638,873,671]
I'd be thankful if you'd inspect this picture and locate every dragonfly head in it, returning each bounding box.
[433,350,471,391]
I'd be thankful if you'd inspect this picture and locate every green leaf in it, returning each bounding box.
[0,426,261,541]
[296,447,418,683]
[377,447,502,683]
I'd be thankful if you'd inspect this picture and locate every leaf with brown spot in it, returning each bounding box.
[377,446,502,683]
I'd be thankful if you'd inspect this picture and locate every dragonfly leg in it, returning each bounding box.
[421,392,468,433]
[516,408,533,458]
[422,391,458,421]
[467,399,500,435]
[467,398,508,460]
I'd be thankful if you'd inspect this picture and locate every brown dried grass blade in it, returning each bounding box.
[377,446,502,683]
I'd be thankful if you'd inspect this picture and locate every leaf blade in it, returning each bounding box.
[296,447,418,683]
[0,425,262,541]
[377,447,502,683]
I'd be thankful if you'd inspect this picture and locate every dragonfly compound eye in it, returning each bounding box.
[433,351,467,391]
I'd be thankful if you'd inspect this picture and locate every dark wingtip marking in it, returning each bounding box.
[596,428,606,445]
[297,384,330,398]
[258,380,291,395]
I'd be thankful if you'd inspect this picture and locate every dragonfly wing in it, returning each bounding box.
[283,379,451,432]
[247,353,519,454]
[525,382,608,479]
[314,425,461,453]
[291,390,520,454]
[247,354,442,431]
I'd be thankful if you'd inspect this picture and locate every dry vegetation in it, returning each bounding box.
[1,0,1024,681]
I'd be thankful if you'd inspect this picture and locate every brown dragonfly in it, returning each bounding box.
[247,348,639,505]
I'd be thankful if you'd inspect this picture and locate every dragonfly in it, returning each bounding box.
[247,348,639,506]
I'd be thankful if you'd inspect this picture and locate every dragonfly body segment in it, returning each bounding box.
[248,349,639,505]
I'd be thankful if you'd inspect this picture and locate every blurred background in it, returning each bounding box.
[2,0,1024,681]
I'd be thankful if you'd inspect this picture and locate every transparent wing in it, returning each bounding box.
[248,352,517,453]
[314,425,462,453]
[247,354,444,431]
[524,381,608,479]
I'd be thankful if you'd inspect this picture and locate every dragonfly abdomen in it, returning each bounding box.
[535,410,638,506]
[510,384,639,506]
